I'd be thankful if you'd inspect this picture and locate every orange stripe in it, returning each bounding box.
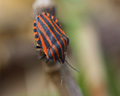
[63,37,68,51]
[52,44,59,58]
[33,26,37,29]
[51,16,54,19]
[50,48,55,60]
[42,15,62,37]
[61,37,66,51]
[42,12,45,15]
[42,15,65,57]
[50,16,61,27]
[34,20,36,23]
[37,19,52,47]
[52,19,68,50]
[38,33,49,58]
[52,20,66,35]
[34,32,37,35]
[36,38,39,41]
[55,19,58,23]
[47,13,49,17]
[43,15,62,37]
[39,15,63,58]
[63,36,67,41]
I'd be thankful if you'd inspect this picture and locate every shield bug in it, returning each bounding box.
[33,12,79,73]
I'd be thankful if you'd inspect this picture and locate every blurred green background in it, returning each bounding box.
[0,0,120,96]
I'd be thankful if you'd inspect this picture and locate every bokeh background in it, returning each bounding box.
[0,0,120,96]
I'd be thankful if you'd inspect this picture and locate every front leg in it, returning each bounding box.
[45,59,49,63]
[38,51,46,60]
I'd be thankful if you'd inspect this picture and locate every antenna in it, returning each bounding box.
[65,60,80,73]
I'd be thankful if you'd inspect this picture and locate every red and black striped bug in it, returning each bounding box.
[33,12,79,73]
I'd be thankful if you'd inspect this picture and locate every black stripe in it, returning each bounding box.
[54,42,62,61]
[64,36,69,45]
[41,13,63,42]
[47,16,68,41]
[36,19,50,49]
[44,12,47,16]
[33,23,42,46]
[40,14,64,60]
[56,22,61,28]
[38,15,57,45]
[53,17,55,21]
[40,14,61,41]
[59,38,64,52]
[63,36,66,44]
[33,22,37,32]
[66,37,69,45]
[47,49,53,60]
[51,20,69,43]
[50,19,63,36]
[63,36,69,51]
[48,17,69,51]
[48,14,61,28]
[63,37,67,51]
[62,35,69,45]
[46,16,69,51]
[37,40,41,46]
[38,29,50,49]
[34,23,36,26]
[51,47,58,60]
[48,14,51,20]
[33,29,37,32]
[62,54,65,63]
[35,34,39,38]
[38,14,66,61]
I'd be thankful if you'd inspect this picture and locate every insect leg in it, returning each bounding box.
[38,51,46,60]
[45,59,49,63]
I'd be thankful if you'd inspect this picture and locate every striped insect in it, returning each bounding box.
[33,12,79,73]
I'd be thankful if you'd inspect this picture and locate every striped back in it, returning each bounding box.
[33,12,69,63]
